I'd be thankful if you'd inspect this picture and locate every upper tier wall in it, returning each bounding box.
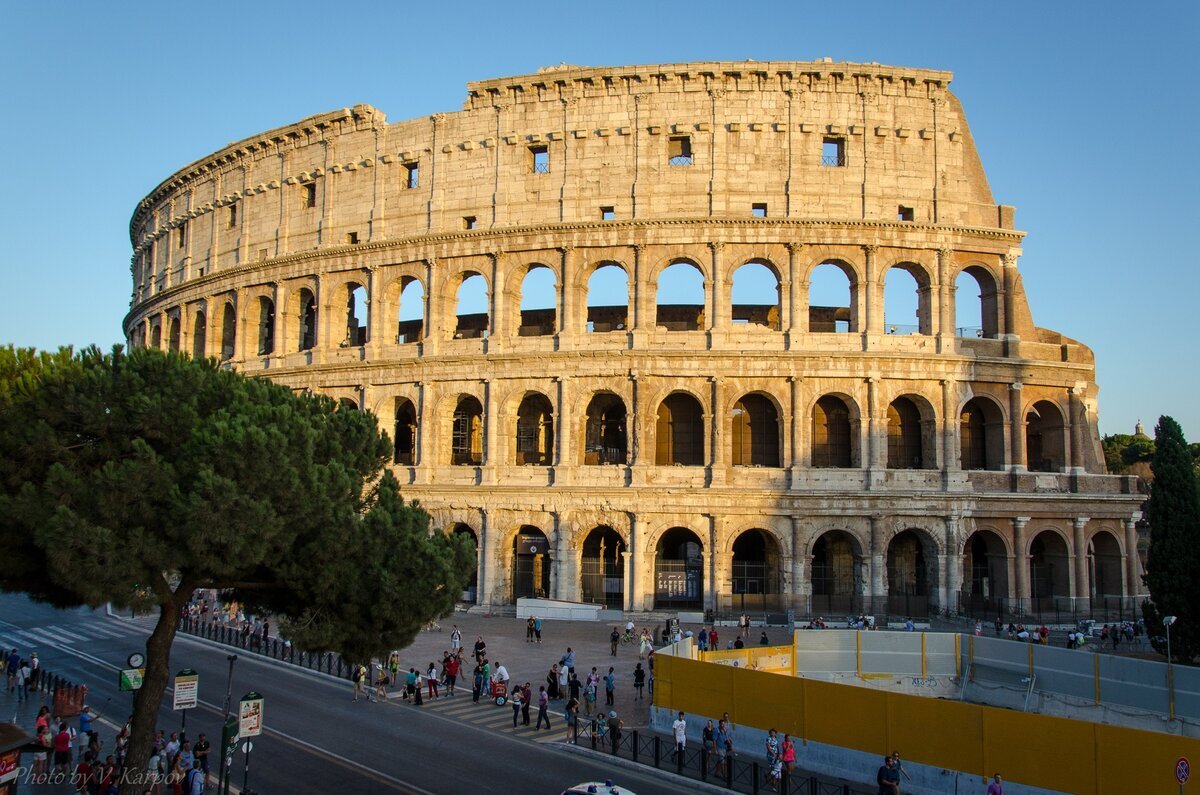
[128,61,1011,303]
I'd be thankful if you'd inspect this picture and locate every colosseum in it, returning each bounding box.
[124,60,1144,622]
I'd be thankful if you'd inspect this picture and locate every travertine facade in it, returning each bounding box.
[124,61,1142,618]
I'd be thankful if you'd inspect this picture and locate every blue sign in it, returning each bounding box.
[1176,757,1189,785]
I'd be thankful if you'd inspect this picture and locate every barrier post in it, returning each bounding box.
[921,632,927,679]
[1094,654,1101,704]
[653,735,660,768]
[632,730,639,762]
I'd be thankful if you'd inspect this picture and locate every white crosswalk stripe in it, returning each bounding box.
[0,621,137,649]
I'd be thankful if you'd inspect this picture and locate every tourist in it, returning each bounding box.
[633,662,645,700]
[780,733,796,776]
[563,695,580,741]
[671,711,687,762]
[987,773,1004,795]
[610,627,620,656]
[604,666,616,706]
[876,755,900,794]
[764,728,780,788]
[533,615,543,643]
[536,685,551,730]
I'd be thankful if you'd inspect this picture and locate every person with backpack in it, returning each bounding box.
[185,760,204,795]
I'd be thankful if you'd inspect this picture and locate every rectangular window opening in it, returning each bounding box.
[405,163,419,189]
[601,206,615,221]
[898,205,914,222]
[303,182,317,209]
[822,137,846,167]
[346,232,359,245]
[530,146,549,174]
[177,222,186,249]
[228,204,238,228]
[463,216,477,230]
[668,136,693,166]
[751,203,768,218]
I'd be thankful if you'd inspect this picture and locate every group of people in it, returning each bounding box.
[3,646,40,700]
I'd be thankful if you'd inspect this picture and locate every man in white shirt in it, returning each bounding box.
[672,711,687,762]
[494,662,510,688]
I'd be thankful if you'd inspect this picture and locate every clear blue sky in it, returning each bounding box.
[2,1,1195,438]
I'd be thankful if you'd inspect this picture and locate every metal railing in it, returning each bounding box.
[820,154,845,167]
[954,594,1146,625]
[178,617,354,679]
[533,161,551,174]
[668,155,694,166]
[567,718,873,794]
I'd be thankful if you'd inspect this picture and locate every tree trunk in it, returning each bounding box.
[120,597,181,795]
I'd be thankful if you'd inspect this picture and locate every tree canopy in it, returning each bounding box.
[1141,416,1200,664]
[0,345,475,789]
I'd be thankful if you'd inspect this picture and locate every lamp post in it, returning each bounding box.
[1163,615,1177,721]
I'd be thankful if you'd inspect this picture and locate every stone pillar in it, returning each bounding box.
[622,550,634,613]
[1009,382,1026,471]
[791,516,806,613]
[272,283,288,362]
[941,378,958,484]
[1123,518,1141,597]
[628,513,644,612]
[936,247,954,348]
[709,376,726,485]
[555,376,572,481]
[630,244,649,346]
[366,266,382,360]
[203,298,218,359]
[1068,386,1086,474]
[1012,517,1030,608]
[1072,517,1090,600]
[483,378,498,482]
[708,242,727,344]
[701,550,714,612]
[553,512,569,601]
[1002,251,1020,337]
[629,372,644,485]
[866,376,884,471]
[558,246,577,347]
[422,259,441,356]
[789,376,806,478]
[478,509,492,607]
[863,244,882,337]
[487,252,503,354]
[785,242,805,349]
[415,381,428,476]
[869,516,886,614]
[944,515,962,613]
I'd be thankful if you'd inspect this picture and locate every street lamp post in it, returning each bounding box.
[1163,615,1177,721]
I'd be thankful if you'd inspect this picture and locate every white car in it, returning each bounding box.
[560,782,636,795]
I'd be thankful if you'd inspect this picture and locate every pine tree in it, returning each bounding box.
[1141,416,1200,663]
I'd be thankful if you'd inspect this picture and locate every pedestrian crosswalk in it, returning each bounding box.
[0,619,140,651]
[412,690,577,741]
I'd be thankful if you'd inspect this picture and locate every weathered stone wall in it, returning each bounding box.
[123,61,1142,615]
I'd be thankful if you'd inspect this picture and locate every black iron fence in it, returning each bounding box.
[178,617,354,679]
[567,718,872,795]
[954,594,1146,624]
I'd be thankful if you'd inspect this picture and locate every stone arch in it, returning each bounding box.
[167,314,181,352]
[149,319,162,350]
[585,261,630,333]
[961,527,1011,612]
[1025,399,1068,472]
[393,396,418,465]
[806,259,858,333]
[511,524,552,600]
[580,525,625,608]
[382,269,426,345]
[809,528,865,615]
[510,261,558,338]
[731,392,782,467]
[255,295,276,355]
[448,522,479,603]
[583,391,628,465]
[811,393,861,468]
[730,528,785,605]
[450,394,484,465]
[1088,528,1123,599]
[451,270,490,340]
[954,262,1001,338]
[513,391,554,466]
[219,300,236,361]
[960,395,1006,471]
[1029,528,1071,608]
[730,260,782,330]
[883,260,934,335]
[886,527,939,616]
[653,526,705,610]
[286,285,317,352]
[655,391,706,466]
[886,395,936,469]
[655,258,707,331]
[191,308,207,358]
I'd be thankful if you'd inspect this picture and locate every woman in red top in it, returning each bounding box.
[53,723,72,773]
[780,733,796,775]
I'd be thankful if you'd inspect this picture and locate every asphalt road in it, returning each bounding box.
[0,594,692,794]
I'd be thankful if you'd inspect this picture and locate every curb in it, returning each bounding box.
[550,741,735,795]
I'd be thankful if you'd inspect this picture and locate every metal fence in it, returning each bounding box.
[955,594,1145,624]
[178,617,354,679]
[567,718,872,795]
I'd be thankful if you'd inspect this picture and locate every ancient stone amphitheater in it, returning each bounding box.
[125,60,1143,620]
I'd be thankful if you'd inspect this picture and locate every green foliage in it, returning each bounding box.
[1102,433,1155,474]
[1141,416,1200,663]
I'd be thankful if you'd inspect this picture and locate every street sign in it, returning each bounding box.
[1177,756,1190,785]
[241,741,253,754]
[238,692,264,737]
[118,667,145,691]
[173,669,199,710]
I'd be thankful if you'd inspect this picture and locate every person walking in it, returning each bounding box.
[891,751,911,786]
[714,719,732,779]
[563,695,580,742]
[14,658,28,702]
[562,646,576,673]
[533,615,543,644]
[633,662,645,700]
[526,616,536,643]
[352,664,366,702]
[473,660,486,702]
[536,685,551,730]
[547,664,560,700]
[450,625,462,652]
[511,686,523,728]
[521,682,533,726]
[426,662,439,699]
[604,667,616,706]
[445,654,459,696]
[610,627,620,656]
[764,728,781,790]
[671,711,687,763]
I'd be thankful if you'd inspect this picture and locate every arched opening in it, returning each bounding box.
[655,261,705,331]
[338,397,359,411]
[451,524,479,603]
[808,261,854,333]
[454,272,489,339]
[451,396,484,465]
[396,278,424,344]
[191,310,206,358]
[960,530,1010,615]
[514,392,554,466]
[581,526,625,608]
[655,392,704,466]
[811,530,863,615]
[583,392,627,465]
[731,393,780,467]
[886,529,933,616]
[731,529,783,613]
[1029,531,1070,612]
[884,264,931,335]
[586,263,629,333]
[730,261,781,329]
[886,397,924,469]
[167,316,181,352]
[149,322,162,350]
[298,288,317,351]
[219,302,236,361]
[954,266,999,338]
[1089,530,1123,602]
[812,395,855,468]
[257,296,275,355]
[344,283,368,346]
[518,266,557,337]
[393,398,417,465]
[513,526,551,600]
[960,397,1005,470]
[1026,400,1067,472]
[654,527,704,610]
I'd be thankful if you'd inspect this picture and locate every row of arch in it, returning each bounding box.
[135,252,1005,356]
[445,521,1129,611]
[401,390,1070,473]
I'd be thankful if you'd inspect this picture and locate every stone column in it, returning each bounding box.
[701,550,714,612]
[422,259,441,356]
[555,376,572,484]
[1072,517,1090,600]
[941,379,958,484]
[944,515,962,613]
[791,516,806,613]
[622,550,634,612]
[553,512,569,601]
[478,509,491,607]
[1068,386,1086,474]
[866,376,884,471]
[936,247,953,349]
[272,283,288,362]
[708,242,727,345]
[1012,517,1030,608]
[1002,251,1020,337]
[1008,382,1026,471]
[785,242,804,349]
[558,246,577,347]
[869,516,886,614]
[630,244,649,346]
[1123,518,1141,597]
[415,381,428,478]
[203,298,218,359]
[366,266,382,360]
[483,378,498,482]
[487,252,503,354]
[628,513,644,612]
[863,244,882,337]
[629,372,644,485]
[709,376,726,485]
[789,376,806,479]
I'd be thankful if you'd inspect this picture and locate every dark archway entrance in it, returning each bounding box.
[959,530,1010,617]
[581,526,625,609]
[583,392,627,465]
[810,530,862,616]
[731,530,784,614]
[886,530,932,617]
[654,528,704,610]
[512,526,551,600]
[452,524,479,603]
[1029,531,1070,613]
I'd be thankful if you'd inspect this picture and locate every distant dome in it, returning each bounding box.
[1134,419,1148,438]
